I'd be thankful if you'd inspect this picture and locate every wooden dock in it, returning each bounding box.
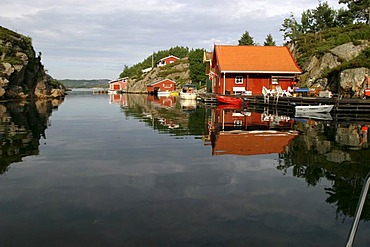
[198,93,370,123]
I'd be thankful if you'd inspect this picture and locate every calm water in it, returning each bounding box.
[1,90,370,246]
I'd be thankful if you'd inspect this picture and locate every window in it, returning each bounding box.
[272,78,278,84]
[235,76,243,84]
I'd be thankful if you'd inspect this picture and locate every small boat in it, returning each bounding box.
[217,95,249,109]
[179,84,197,100]
[295,104,334,114]
[217,95,242,105]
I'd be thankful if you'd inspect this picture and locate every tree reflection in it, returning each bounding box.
[0,99,63,174]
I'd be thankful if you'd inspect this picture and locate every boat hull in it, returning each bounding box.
[295,104,333,114]
[217,95,243,105]
[179,92,197,100]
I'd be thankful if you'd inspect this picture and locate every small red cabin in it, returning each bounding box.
[157,55,179,67]
[109,77,128,92]
[205,45,302,95]
[147,79,176,95]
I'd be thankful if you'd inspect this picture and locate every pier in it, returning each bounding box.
[198,93,370,123]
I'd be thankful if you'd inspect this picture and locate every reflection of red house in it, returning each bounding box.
[147,79,176,95]
[205,45,302,95]
[109,77,128,92]
[157,55,179,67]
[213,130,298,156]
[109,93,128,107]
[209,105,297,156]
[147,95,176,108]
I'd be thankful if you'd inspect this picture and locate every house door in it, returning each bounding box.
[247,76,269,95]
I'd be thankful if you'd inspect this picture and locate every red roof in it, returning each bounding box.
[213,45,302,74]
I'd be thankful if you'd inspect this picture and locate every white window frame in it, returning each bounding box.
[163,83,172,88]
[235,76,243,84]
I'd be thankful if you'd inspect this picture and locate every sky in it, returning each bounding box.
[1,0,345,80]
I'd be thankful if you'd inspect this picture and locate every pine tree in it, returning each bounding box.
[263,34,276,46]
[238,31,255,46]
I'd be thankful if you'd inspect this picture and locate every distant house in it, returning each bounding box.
[205,45,302,95]
[147,79,176,95]
[157,55,179,67]
[109,77,128,93]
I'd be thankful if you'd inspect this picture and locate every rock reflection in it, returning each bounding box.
[206,104,370,222]
[0,99,63,173]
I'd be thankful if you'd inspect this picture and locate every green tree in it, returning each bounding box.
[339,0,370,24]
[336,8,355,26]
[311,1,337,31]
[280,13,302,41]
[263,34,276,46]
[188,48,207,88]
[238,31,255,45]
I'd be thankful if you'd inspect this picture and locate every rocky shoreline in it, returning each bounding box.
[0,26,65,100]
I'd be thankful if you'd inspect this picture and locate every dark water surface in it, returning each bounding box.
[0,90,370,246]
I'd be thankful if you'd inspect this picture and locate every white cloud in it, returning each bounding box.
[0,0,346,79]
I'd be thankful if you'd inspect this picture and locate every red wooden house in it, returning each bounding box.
[109,77,128,92]
[157,55,179,67]
[206,45,302,95]
[147,79,176,95]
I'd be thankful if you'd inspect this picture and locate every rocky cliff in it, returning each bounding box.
[289,40,370,98]
[0,26,65,100]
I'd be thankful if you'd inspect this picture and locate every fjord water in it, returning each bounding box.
[1,90,370,246]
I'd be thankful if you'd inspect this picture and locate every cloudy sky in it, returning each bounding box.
[1,0,344,80]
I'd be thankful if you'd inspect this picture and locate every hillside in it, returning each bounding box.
[59,79,110,88]
[0,26,65,99]
[290,24,370,98]
[127,57,190,93]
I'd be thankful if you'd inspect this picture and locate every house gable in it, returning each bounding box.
[157,55,180,67]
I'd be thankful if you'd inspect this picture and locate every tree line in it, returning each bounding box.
[240,0,370,45]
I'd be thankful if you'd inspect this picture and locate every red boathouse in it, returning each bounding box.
[205,45,302,95]
[147,79,176,95]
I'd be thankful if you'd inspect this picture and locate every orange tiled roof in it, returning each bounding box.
[214,45,302,73]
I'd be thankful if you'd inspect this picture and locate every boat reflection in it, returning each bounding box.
[294,111,333,121]
[208,104,298,156]
[179,99,197,113]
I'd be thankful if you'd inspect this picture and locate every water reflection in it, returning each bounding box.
[115,96,370,226]
[208,105,298,156]
[0,99,64,174]
[117,94,206,136]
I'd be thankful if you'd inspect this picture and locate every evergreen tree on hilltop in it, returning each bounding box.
[339,0,370,24]
[264,34,276,46]
[238,31,255,45]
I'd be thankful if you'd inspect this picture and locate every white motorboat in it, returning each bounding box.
[179,84,197,100]
[295,104,334,114]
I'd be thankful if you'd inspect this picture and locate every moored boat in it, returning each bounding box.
[217,95,249,108]
[179,84,197,100]
[217,95,242,105]
[295,104,334,114]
